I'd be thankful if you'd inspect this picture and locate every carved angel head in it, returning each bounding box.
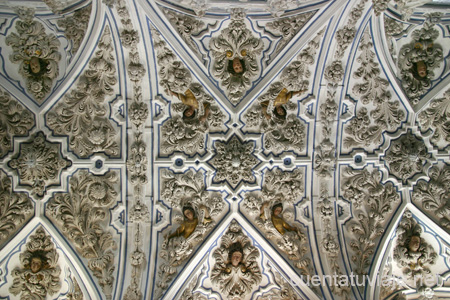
[183,206,196,220]
[228,57,246,75]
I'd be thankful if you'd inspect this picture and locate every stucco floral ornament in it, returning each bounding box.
[8,131,72,198]
[382,131,431,184]
[9,227,61,300]
[210,135,259,189]
[209,8,263,104]
[397,20,443,105]
[5,7,61,103]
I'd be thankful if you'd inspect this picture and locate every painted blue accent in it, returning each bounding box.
[155,103,161,117]
[119,210,125,225]
[342,103,348,115]
[303,206,309,219]
[283,157,292,165]
[95,160,103,168]
[338,204,344,218]
[354,155,362,163]
[156,209,162,224]
[175,158,184,166]
[307,103,314,115]
[119,103,125,118]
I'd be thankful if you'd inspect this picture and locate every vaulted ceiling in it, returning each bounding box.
[0,0,449,299]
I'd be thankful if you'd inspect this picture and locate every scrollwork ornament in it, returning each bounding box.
[157,169,224,295]
[180,276,209,300]
[9,227,61,300]
[8,131,72,198]
[164,9,206,54]
[0,89,35,158]
[393,211,437,284]
[211,220,262,298]
[47,170,118,300]
[0,172,33,245]
[398,21,443,105]
[412,165,450,233]
[342,167,400,275]
[210,136,259,189]
[265,12,315,56]
[6,7,61,103]
[256,271,302,300]
[67,277,84,300]
[46,26,120,158]
[209,8,263,104]
[266,0,302,17]
[383,132,431,183]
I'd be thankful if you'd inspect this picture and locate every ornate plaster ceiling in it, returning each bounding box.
[0,0,449,299]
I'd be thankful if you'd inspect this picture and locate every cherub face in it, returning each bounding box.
[184,107,195,117]
[408,235,421,252]
[29,57,41,74]
[416,61,427,78]
[231,251,242,267]
[232,57,243,74]
[273,206,282,216]
[184,209,194,220]
[275,105,286,116]
[30,257,42,273]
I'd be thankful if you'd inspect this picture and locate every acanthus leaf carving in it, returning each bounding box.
[244,168,312,275]
[346,28,405,150]
[5,7,61,103]
[211,220,262,298]
[398,20,443,105]
[157,169,224,296]
[342,167,400,276]
[46,26,120,158]
[47,170,119,300]
[8,131,72,198]
[0,89,35,158]
[9,227,61,300]
[210,135,259,189]
[0,171,33,245]
[412,164,450,233]
[209,8,263,104]
[393,210,437,286]
[418,89,450,149]
[57,5,92,54]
